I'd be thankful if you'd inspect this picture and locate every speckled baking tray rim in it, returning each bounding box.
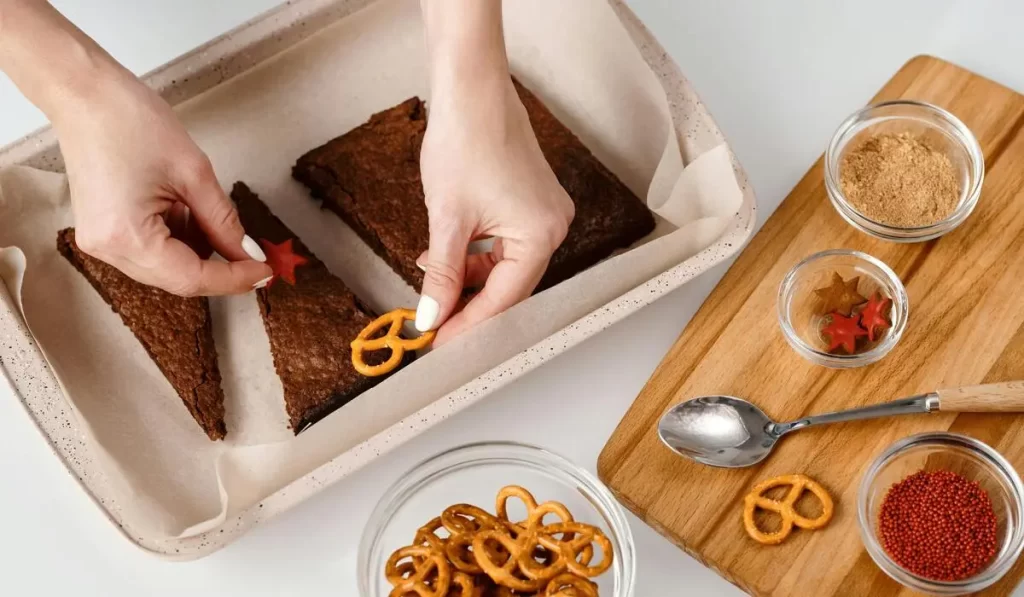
[0,0,757,559]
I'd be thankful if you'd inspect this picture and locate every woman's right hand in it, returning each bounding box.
[416,0,575,343]
[55,71,272,296]
[0,1,271,296]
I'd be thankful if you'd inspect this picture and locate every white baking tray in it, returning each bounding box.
[0,0,756,558]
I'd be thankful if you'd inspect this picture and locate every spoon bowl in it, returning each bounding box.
[657,396,778,467]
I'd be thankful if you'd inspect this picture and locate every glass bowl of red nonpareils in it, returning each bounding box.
[858,432,1024,595]
[777,249,908,369]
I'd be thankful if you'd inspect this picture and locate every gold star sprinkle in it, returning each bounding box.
[813,272,867,316]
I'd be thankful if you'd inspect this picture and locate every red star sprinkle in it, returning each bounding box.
[821,311,868,354]
[259,238,309,288]
[859,293,892,342]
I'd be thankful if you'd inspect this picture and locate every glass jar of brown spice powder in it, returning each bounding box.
[825,100,984,242]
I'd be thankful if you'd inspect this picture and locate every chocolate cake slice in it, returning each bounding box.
[232,182,387,433]
[57,229,226,440]
[293,78,656,293]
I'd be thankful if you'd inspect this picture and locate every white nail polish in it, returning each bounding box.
[415,295,440,332]
[468,237,495,255]
[242,235,267,262]
[252,276,273,290]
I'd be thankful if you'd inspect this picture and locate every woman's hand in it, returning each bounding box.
[0,1,271,296]
[417,76,573,344]
[55,74,272,296]
[417,0,574,344]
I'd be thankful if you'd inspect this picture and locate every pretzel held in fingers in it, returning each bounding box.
[350,308,435,376]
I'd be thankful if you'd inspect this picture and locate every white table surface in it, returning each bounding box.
[2,1,1024,595]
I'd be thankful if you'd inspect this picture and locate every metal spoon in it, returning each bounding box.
[657,381,1024,468]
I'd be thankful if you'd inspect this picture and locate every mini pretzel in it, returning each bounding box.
[412,517,447,560]
[494,487,598,567]
[474,520,610,589]
[496,485,580,547]
[445,532,485,574]
[537,523,610,578]
[743,474,834,545]
[545,573,599,597]
[472,529,550,592]
[441,504,512,575]
[350,308,435,377]
[385,486,614,594]
[385,545,451,597]
[496,485,541,521]
[450,571,482,597]
[442,504,504,536]
[497,486,575,532]
[484,586,517,597]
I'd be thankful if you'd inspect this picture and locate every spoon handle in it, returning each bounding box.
[937,381,1024,412]
[772,395,934,436]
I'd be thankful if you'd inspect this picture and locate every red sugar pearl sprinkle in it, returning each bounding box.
[878,470,998,582]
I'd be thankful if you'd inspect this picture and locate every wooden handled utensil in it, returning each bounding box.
[657,381,1024,468]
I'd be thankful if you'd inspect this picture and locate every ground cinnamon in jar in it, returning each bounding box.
[878,470,998,581]
[840,133,960,228]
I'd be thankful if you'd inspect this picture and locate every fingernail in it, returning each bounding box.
[415,295,440,332]
[242,235,267,262]
[252,275,273,290]
[468,237,495,255]
[416,259,427,272]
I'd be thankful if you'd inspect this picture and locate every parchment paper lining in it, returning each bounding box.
[0,0,743,542]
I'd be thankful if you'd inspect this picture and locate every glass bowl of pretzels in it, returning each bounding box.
[359,441,636,596]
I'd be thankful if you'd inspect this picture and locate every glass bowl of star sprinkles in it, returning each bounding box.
[777,249,908,368]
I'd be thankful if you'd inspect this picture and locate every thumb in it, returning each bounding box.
[178,157,266,264]
[416,219,472,332]
[123,234,272,297]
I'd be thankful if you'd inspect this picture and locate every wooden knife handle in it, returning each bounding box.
[937,381,1024,412]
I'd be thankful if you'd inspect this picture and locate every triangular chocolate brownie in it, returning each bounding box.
[57,229,227,440]
[231,182,387,433]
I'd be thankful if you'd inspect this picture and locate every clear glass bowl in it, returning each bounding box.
[858,433,1024,595]
[359,441,636,596]
[825,100,984,242]
[778,249,908,368]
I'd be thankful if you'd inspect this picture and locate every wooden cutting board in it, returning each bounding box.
[598,55,1024,597]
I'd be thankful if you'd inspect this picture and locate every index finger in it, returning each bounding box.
[124,236,272,297]
[433,251,548,345]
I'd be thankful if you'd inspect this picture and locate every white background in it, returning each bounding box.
[2,0,1024,595]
